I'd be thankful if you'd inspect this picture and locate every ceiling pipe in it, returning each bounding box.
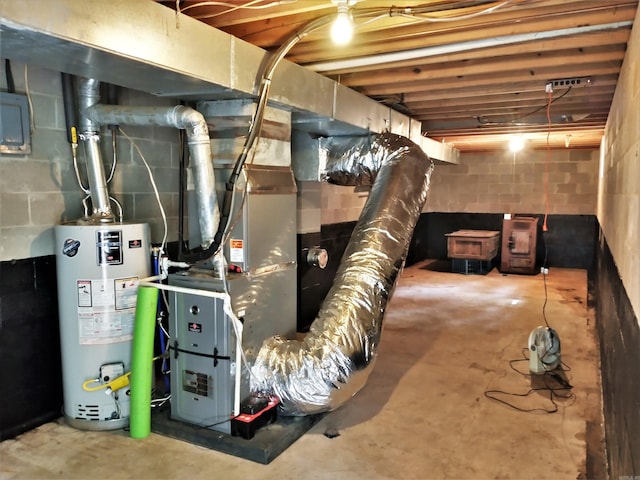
[251,131,434,415]
[306,21,634,73]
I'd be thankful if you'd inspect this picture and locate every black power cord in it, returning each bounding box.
[5,59,15,93]
[484,349,574,414]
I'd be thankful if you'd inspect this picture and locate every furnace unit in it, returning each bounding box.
[500,216,538,274]
[170,164,297,434]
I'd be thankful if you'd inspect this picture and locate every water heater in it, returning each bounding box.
[54,222,150,430]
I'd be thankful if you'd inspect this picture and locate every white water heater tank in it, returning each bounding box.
[54,222,150,430]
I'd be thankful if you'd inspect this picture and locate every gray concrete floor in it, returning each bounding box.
[1,260,603,479]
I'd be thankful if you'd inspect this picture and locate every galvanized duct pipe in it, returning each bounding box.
[251,131,434,415]
[77,78,114,222]
[78,78,220,247]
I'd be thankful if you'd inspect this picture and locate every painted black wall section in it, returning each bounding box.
[405,213,429,267]
[297,214,597,331]
[424,212,504,261]
[424,213,596,270]
[297,231,322,332]
[594,228,640,478]
[297,222,356,332]
[0,256,63,440]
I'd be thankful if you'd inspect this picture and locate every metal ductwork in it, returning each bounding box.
[250,131,434,415]
[77,78,115,222]
[77,78,220,246]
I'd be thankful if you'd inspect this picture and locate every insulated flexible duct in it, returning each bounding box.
[251,132,434,415]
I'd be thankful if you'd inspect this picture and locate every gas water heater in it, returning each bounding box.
[55,222,150,430]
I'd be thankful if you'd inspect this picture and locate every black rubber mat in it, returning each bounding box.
[151,407,325,464]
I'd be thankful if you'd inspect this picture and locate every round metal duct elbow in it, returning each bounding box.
[251,132,434,415]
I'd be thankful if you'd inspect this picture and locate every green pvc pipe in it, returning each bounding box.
[129,285,159,439]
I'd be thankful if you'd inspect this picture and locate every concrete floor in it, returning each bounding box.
[0,260,603,479]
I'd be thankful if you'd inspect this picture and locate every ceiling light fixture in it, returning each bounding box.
[331,1,354,45]
[509,136,524,152]
[565,135,572,148]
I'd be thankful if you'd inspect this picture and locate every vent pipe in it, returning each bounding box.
[251,132,434,415]
[77,78,114,222]
[77,78,220,246]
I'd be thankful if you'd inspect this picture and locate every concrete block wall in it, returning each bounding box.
[298,147,598,229]
[296,181,321,234]
[599,10,640,320]
[1,61,82,259]
[320,182,370,225]
[425,149,599,215]
[0,62,182,261]
[596,7,640,478]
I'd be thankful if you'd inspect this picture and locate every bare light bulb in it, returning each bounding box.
[331,6,353,45]
[509,136,524,152]
[565,134,572,148]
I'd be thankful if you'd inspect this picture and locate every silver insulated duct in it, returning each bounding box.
[251,131,434,415]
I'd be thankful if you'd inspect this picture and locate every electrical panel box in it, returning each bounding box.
[500,216,538,274]
[0,92,31,154]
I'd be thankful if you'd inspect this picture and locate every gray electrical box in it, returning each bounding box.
[221,165,297,273]
[0,92,31,154]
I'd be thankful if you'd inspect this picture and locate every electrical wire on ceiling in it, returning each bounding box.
[388,0,511,23]
[320,0,512,34]
[179,0,514,263]
[477,87,572,127]
[176,0,512,31]
[176,0,297,19]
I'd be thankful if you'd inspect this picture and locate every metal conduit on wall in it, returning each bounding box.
[251,131,434,415]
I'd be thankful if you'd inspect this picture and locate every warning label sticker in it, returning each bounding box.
[77,281,92,307]
[76,277,138,345]
[114,277,139,310]
[229,238,244,263]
